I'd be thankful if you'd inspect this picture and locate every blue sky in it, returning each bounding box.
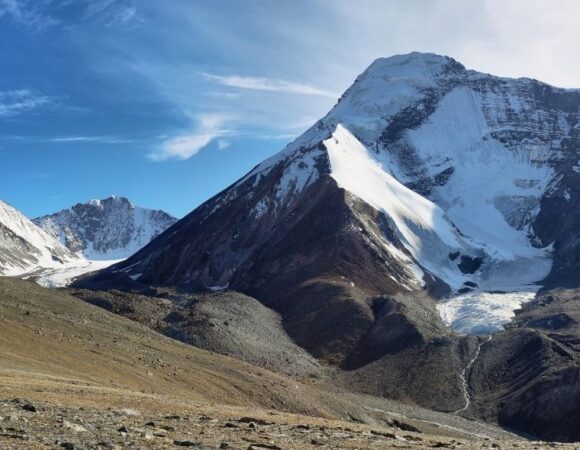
[1,0,579,218]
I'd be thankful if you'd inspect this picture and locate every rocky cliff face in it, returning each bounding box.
[34,196,177,260]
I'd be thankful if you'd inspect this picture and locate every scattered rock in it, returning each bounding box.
[21,403,38,413]
[117,408,140,416]
[392,419,421,433]
[62,420,87,433]
[173,440,212,448]
[0,431,29,440]
[239,417,273,426]
[142,429,154,440]
[247,444,282,450]
[370,429,398,439]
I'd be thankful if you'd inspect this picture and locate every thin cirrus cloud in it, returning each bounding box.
[0,0,139,29]
[202,73,338,98]
[0,0,58,30]
[46,136,134,144]
[149,114,230,162]
[145,73,337,162]
[84,0,139,26]
[0,89,51,117]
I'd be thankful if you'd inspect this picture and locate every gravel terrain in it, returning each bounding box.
[70,288,325,379]
[1,277,578,448]
[0,390,569,450]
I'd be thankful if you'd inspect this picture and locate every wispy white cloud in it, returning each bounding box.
[47,135,134,144]
[2,134,135,144]
[0,89,51,116]
[0,0,59,29]
[205,92,241,99]
[0,0,139,30]
[255,133,299,141]
[149,113,230,161]
[84,0,139,26]
[216,139,230,150]
[84,0,117,17]
[202,73,338,98]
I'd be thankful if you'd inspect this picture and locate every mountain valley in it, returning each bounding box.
[1,52,579,446]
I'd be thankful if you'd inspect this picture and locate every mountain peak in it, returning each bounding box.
[366,52,465,77]
[101,54,579,331]
[86,196,132,209]
[34,197,177,260]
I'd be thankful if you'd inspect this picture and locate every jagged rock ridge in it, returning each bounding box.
[34,196,177,260]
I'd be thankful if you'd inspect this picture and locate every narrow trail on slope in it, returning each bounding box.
[452,334,492,416]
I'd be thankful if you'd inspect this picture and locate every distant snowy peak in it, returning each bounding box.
[34,196,177,260]
[0,200,79,276]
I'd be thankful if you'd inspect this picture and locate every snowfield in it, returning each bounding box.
[29,259,123,288]
[324,125,547,334]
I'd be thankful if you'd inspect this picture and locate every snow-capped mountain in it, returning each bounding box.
[34,196,177,260]
[96,53,579,335]
[0,200,80,276]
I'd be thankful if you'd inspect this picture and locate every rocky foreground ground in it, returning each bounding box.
[0,278,578,449]
[0,394,576,450]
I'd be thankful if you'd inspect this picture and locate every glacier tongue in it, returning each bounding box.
[436,290,536,335]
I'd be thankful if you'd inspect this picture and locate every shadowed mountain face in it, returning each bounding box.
[77,53,580,442]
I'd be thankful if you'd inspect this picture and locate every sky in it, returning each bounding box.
[1,0,579,218]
